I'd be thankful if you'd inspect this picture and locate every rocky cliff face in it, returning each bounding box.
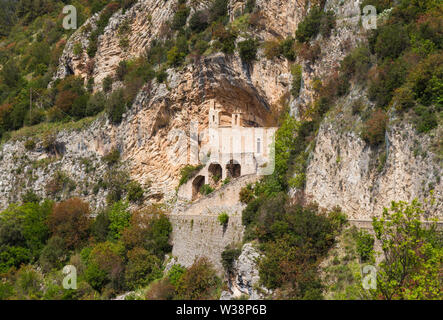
[2,0,301,211]
[53,0,176,88]
[306,118,442,220]
[220,242,270,300]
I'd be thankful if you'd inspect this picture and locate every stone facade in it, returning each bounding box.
[178,102,276,201]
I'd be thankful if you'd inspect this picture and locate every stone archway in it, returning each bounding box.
[226,160,241,179]
[208,163,222,183]
[192,175,205,200]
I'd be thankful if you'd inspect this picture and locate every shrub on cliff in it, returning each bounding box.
[189,10,209,33]
[178,164,204,186]
[361,109,388,145]
[171,4,190,31]
[106,89,126,124]
[200,184,214,196]
[126,181,144,203]
[124,247,162,290]
[239,184,255,204]
[102,76,113,93]
[107,201,131,241]
[102,148,120,166]
[296,6,335,43]
[209,0,229,24]
[238,38,258,63]
[291,64,303,97]
[221,244,241,273]
[217,212,229,226]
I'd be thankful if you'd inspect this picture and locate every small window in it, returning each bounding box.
[257,138,261,154]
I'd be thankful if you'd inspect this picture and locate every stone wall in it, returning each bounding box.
[171,175,259,273]
[169,213,244,275]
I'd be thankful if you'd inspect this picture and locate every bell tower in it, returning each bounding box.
[209,101,220,128]
[232,109,242,127]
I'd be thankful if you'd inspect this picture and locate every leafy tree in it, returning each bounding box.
[221,244,241,273]
[145,278,176,300]
[121,206,172,257]
[355,230,375,263]
[238,39,258,63]
[0,246,31,273]
[91,211,111,242]
[189,10,209,33]
[124,247,162,289]
[39,236,66,272]
[126,181,144,203]
[1,60,21,88]
[48,198,91,250]
[107,201,131,241]
[0,201,52,262]
[372,24,410,60]
[209,0,228,23]
[176,257,221,300]
[371,199,443,300]
[106,88,126,124]
[86,91,106,116]
[361,109,388,145]
[167,264,186,287]
[84,241,125,292]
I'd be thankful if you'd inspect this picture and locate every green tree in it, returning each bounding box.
[238,39,258,63]
[48,198,91,250]
[107,201,131,240]
[1,60,21,88]
[371,199,443,300]
[124,247,162,290]
[176,258,221,300]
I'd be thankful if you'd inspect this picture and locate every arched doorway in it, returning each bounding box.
[226,160,241,179]
[208,163,222,183]
[192,175,205,200]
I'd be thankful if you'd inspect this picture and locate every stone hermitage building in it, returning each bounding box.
[178,102,277,201]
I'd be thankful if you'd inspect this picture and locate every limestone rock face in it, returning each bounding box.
[52,0,176,89]
[305,116,443,221]
[0,51,288,210]
[220,243,270,300]
[0,118,115,211]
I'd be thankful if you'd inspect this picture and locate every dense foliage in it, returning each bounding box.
[0,197,173,299]
[341,0,443,135]
[370,199,442,300]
